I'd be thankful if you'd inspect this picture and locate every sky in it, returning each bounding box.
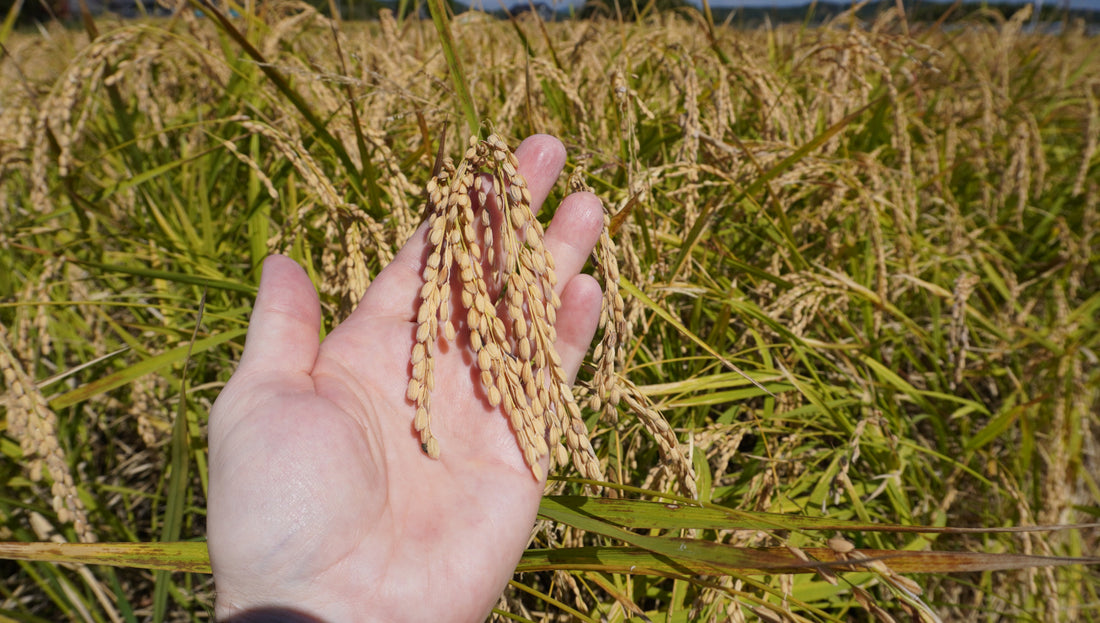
[462,0,1100,12]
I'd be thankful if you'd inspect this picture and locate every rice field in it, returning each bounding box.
[1,2,1098,620]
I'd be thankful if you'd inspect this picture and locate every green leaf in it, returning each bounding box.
[70,259,257,294]
[619,277,772,396]
[0,0,23,47]
[517,545,1100,576]
[49,328,246,410]
[154,291,204,621]
[0,542,211,574]
[427,0,479,138]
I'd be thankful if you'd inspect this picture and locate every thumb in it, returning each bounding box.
[236,255,322,378]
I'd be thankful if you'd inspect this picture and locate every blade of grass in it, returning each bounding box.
[0,542,210,574]
[517,546,1100,575]
[506,580,599,623]
[67,259,256,294]
[619,277,773,396]
[153,291,204,621]
[49,328,246,410]
[541,497,1100,536]
[0,0,23,47]
[427,0,479,139]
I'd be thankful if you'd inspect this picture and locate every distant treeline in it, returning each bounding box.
[568,0,1098,25]
[702,0,1100,27]
[323,0,1100,25]
[6,0,1098,25]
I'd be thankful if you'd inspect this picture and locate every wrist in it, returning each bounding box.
[219,608,327,623]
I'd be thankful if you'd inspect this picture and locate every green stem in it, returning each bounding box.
[427,0,480,139]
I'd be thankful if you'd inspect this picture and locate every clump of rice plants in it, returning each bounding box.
[0,1,1097,620]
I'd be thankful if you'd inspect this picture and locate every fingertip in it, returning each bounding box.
[515,134,566,165]
[255,255,319,322]
[237,255,321,375]
[260,254,307,283]
[515,135,567,211]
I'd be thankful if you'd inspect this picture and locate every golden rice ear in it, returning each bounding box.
[409,133,603,482]
[1,323,96,544]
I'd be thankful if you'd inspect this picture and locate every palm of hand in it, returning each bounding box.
[207,136,604,623]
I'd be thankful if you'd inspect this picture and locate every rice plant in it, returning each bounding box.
[1,1,1097,620]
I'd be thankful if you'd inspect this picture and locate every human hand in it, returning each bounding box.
[206,135,605,623]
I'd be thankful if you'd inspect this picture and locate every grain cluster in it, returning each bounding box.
[0,324,95,544]
[570,167,698,497]
[406,133,601,482]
